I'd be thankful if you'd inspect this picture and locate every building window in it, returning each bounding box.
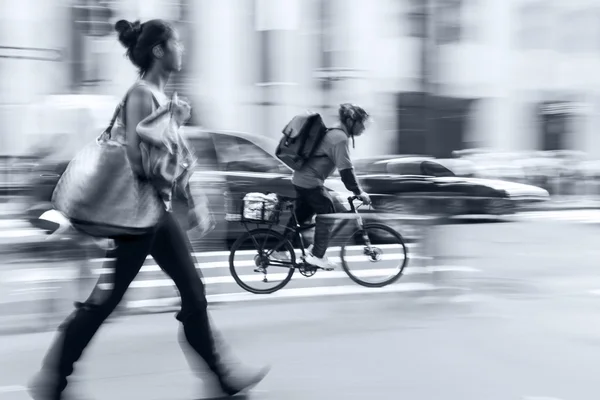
[405,0,426,38]
[558,11,578,54]
[462,0,480,42]
[515,2,550,50]
[70,0,115,88]
[558,9,600,55]
[383,0,402,38]
[255,0,299,87]
[436,0,463,44]
[405,0,463,43]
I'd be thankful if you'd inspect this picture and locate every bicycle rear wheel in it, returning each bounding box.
[340,223,408,288]
[229,228,296,294]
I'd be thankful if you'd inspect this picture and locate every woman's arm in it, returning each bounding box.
[123,84,155,178]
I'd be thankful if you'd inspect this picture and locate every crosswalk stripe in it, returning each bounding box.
[87,243,417,264]
[1,246,417,283]
[127,282,442,308]
[0,255,458,283]
[96,266,479,290]
[94,252,413,274]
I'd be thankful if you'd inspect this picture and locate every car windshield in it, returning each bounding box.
[187,134,219,171]
[387,161,424,175]
[420,160,456,177]
[211,133,290,174]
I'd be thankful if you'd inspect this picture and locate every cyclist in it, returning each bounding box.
[288,103,372,270]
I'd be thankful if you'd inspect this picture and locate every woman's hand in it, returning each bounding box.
[171,94,192,126]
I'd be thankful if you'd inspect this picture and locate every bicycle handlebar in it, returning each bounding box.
[347,195,372,213]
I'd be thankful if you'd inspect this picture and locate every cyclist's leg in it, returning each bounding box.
[284,186,316,248]
[305,186,336,258]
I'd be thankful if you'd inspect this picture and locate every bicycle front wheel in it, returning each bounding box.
[229,228,296,294]
[340,223,408,288]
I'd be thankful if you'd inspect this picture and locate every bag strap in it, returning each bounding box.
[104,81,162,138]
[326,127,354,148]
[103,86,134,138]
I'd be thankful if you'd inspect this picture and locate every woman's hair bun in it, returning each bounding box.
[115,19,142,50]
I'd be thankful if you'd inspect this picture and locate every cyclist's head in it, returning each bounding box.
[338,103,370,137]
[115,19,184,76]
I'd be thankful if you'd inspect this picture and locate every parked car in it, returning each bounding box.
[345,156,550,216]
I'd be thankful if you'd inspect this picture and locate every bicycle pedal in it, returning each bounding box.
[312,265,334,271]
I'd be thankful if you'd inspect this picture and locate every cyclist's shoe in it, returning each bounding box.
[270,251,290,261]
[304,253,338,270]
[218,364,271,396]
[271,244,313,262]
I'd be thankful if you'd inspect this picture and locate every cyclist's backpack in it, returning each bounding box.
[275,112,328,171]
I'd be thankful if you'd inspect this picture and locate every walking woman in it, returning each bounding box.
[28,19,268,400]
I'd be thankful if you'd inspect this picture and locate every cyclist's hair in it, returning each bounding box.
[338,103,370,125]
[338,103,370,148]
[115,19,175,76]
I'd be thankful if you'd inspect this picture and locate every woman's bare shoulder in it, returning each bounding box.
[126,83,154,106]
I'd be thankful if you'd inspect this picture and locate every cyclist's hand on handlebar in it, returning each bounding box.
[357,192,371,206]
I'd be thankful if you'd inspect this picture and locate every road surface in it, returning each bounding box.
[0,216,599,399]
[0,212,599,328]
[0,286,599,399]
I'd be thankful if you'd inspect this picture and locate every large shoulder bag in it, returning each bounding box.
[51,87,165,238]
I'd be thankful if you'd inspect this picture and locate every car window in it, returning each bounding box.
[420,160,456,177]
[212,134,288,174]
[365,162,389,174]
[387,161,423,175]
[186,133,219,171]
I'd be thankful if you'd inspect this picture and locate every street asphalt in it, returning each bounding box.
[0,217,599,399]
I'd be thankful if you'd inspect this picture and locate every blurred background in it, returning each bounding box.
[1,0,600,325]
[2,2,600,398]
[1,0,600,195]
[0,0,599,329]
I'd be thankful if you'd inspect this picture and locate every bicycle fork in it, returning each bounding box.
[355,213,371,246]
[355,212,379,261]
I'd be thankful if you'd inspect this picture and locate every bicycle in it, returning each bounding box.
[228,195,409,294]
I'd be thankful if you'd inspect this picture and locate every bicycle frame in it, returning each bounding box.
[240,196,370,269]
[231,196,407,292]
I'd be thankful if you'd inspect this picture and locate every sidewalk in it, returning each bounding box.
[525,196,600,211]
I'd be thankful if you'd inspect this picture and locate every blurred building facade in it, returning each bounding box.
[1,0,600,159]
[0,0,70,155]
